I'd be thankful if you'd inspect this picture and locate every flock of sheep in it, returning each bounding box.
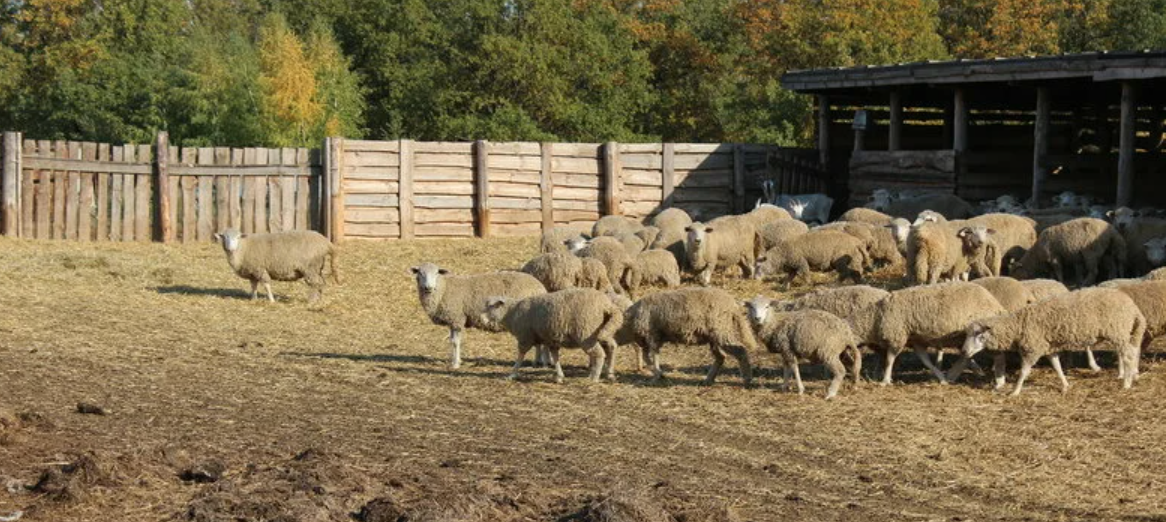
[209,186,1166,399]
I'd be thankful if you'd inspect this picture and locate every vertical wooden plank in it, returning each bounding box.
[602,141,620,216]
[267,148,282,233]
[181,147,197,242]
[253,148,269,233]
[155,132,172,242]
[121,145,137,242]
[732,145,746,213]
[1032,87,1050,209]
[109,147,124,241]
[134,144,151,241]
[295,148,309,231]
[308,148,321,232]
[888,91,903,151]
[96,144,110,241]
[167,146,179,240]
[1117,81,1136,207]
[230,149,243,230]
[242,148,257,234]
[52,140,67,239]
[398,139,413,239]
[661,143,675,207]
[78,142,96,241]
[214,147,230,234]
[34,141,51,239]
[473,140,490,238]
[953,88,968,153]
[280,147,295,231]
[817,95,830,169]
[64,142,81,240]
[539,142,554,231]
[326,138,344,241]
[21,139,35,238]
[196,147,213,240]
[1,132,19,236]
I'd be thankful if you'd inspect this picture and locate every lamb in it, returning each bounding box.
[625,287,757,385]
[622,249,681,297]
[566,236,633,293]
[753,219,810,254]
[849,282,1007,385]
[649,208,694,266]
[1019,278,1069,302]
[592,215,644,238]
[540,226,583,254]
[776,285,891,324]
[1009,217,1126,286]
[745,297,861,399]
[838,207,894,226]
[521,252,584,292]
[410,263,547,369]
[815,221,903,267]
[949,288,1144,395]
[971,276,1035,312]
[867,193,974,220]
[754,230,867,286]
[482,288,623,383]
[212,229,341,303]
[685,219,757,285]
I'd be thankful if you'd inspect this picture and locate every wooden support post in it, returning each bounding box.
[953,88,968,153]
[942,103,954,149]
[155,131,172,242]
[852,128,865,153]
[732,144,746,213]
[539,142,554,231]
[399,139,414,239]
[817,95,830,169]
[1117,82,1136,207]
[1032,87,1050,209]
[473,139,490,238]
[1,132,19,237]
[326,137,345,242]
[889,91,903,151]
[662,142,675,206]
[603,141,620,216]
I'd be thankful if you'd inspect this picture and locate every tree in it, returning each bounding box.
[257,12,322,146]
[305,20,365,139]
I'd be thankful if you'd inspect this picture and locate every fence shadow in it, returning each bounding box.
[154,285,254,299]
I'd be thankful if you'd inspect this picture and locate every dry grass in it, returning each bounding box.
[1,235,1165,521]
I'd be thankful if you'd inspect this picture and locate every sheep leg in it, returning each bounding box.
[1047,353,1070,393]
[704,346,726,385]
[698,269,712,287]
[1085,348,1102,372]
[913,346,948,384]
[935,349,945,365]
[1123,345,1139,389]
[448,327,464,369]
[263,280,275,302]
[738,257,755,279]
[781,365,792,392]
[600,340,617,381]
[847,345,862,385]
[1051,259,1064,283]
[992,353,1007,391]
[720,344,753,385]
[880,351,898,386]
[584,343,606,383]
[791,360,805,395]
[551,347,565,384]
[508,342,532,380]
[249,280,259,300]
[643,339,665,382]
[825,355,846,399]
[303,270,324,304]
[1010,355,1038,397]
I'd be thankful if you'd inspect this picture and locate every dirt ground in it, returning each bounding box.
[1,236,1165,522]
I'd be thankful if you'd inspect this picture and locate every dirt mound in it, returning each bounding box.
[29,452,122,503]
[561,490,675,522]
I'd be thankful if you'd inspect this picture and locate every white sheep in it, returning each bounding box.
[755,230,867,286]
[212,229,340,303]
[1009,217,1126,286]
[592,215,644,238]
[745,296,861,399]
[622,249,681,297]
[540,226,583,254]
[837,207,894,226]
[521,252,583,292]
[753,219,810,255]
[685,219,756,285]
[567,236,633,293]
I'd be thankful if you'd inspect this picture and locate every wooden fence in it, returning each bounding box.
[0,131,826,242]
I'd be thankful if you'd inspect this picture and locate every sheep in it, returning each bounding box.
[755,230,867,286]
[849,282,1007,385]
[753,219,810,254]
[1009,217,1126,286]
[1146,266,1166,281]
[744,203,793,226]
[971,276,1035,312]
[622,249,681,297]
[776,285,891,324]
[212,229,340,304]
[815,221,903,267]
[906,223,993,284]
[917,212,1038,273]
[606,291,641,372]
[1143,237,1166,270]
[888,217,912,254]
[1110,210,1166,274]
[410,263,547,369]
[625,287,757,385]
[949,288,1144,395]
[649,208,694,266]
[837,207,894,226]
[521,252,584,292]
[577,258,614,292]
[613,231,647,256]
[1111,281,1166,353]
[567,236,633,293]
[1019,278,1069,302]
[540,226,583,254]
[745,297,861,399]
[685,219,756,285]
[592,215,644,238]
[1027,213,1079,233]
[634,226,660,250]
[868,193,974,220]
[774,194,833,224]
[482,288,623,383]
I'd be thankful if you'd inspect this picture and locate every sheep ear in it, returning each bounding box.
[684,225,693,232]
[957,227,971,238]
[986,228,997,235]
[1106,210,1116,218]
[705,227,715,233]
[213,233,221,242]
[409,266,421,275]
[438,268,450,275]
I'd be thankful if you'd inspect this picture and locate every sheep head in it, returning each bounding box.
[744,295,775,325]
[410,263,450,295]
[1145,237,1166,267]
[480,296,516,328]
[913,210,945,226]
[213,228,244,253]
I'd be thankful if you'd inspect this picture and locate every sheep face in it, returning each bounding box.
[961,323,993,357]
[786,200,808,221]
[958,225,996,250]
[213,228,244,253]
[410,263,449,295]
[480,297,514,328]
[913,210,945,226]
[1109,207,1137,231]
[867,189,894,211]
[886,218,911,247]
[684,223,714,250]
[1052,191,1078,208]
[563,236,589,254]
[744,296,774,325]
[1145,237,1166,267]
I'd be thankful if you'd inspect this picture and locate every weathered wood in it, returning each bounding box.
[242,148,256,234]
[134,144,150,241]
[346,208,398,223]
[51,141,67,239]
[35,140,51,239]
[121,145,137,242]
[413,195,472,209]
[953,88,968,152]
[327,138,344,241]
[166,147,179,238]
[345,194,400,208]
[280,148,296,230]
[196,148,214,240]
[168,165,313,177]
[295,148,309,231]
[155,133,172,241]
[78,142,96,241]
[889,91,902,151]
[180,148,197,242]
[1,132,19,236]
[399,139,414,239]
[603,141,620,216]
[1117,82,1136,206]
[540,142,554,231]
[818,95,830,168]
[473,140,490,237]
[1032,87,1050,208]
[253,148,268,233]
[213,148,230,234]
[267,152,282,232]
[21,140,34,237]
[732,144,746,213]
[346,223,401,238]
[109,147,124,241]
[661,143,675,206]
[229,149,244,229]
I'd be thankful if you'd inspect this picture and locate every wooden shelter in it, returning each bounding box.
[781,51,1166,208]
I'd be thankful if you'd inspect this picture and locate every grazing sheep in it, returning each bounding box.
[593,215,644,238]
[1112,281,1166,352]
[755,230,867,286]
[745,297,861,399]
[410,263,547,369]
[777,285,891,325]
[1009,217,1126,286]
[868,193,974,220]
[212,229,340,303]
[685,219,757,285]
[567,236,633,293]
[613,231,648,257]
[1111,211,1166,275]
[838,207,894,226]
[816,221,903,267]
[971,276,1035,312]
[635,226,660,250]
[753,219,810,254]
[521,252,584,292]
[625,287,757,385]
[622,249,681,297]
[649,208,694,266]
[950,288,1144,395]
[577,258,614,292]
[483,288,623,383]
[849,282,1007,385]
[1019,279,1070,302]
[540,226,583,254]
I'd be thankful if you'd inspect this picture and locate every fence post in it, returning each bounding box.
[1,132,19,237]
[540,142,554,231]
[325,137,345,242]
[473,139,490,238]
[661,143,674,208]
[603,141,620,216]
[154,131,172,242]
[398,139,414,240]
[733,144,746,213]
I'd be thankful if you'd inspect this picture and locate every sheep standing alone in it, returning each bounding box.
[1009,217,1126,286]
[482,288,623,383]
[950,288,1145,395]
[685,219,757,285]
[212,229,340,303]
[410,263,547,369]
[622,249,681,297]
[625,287,757,385]
[837,207,894,226]
[755,230,867,286]
[849,282,1007,385]
[745,297,861,399]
